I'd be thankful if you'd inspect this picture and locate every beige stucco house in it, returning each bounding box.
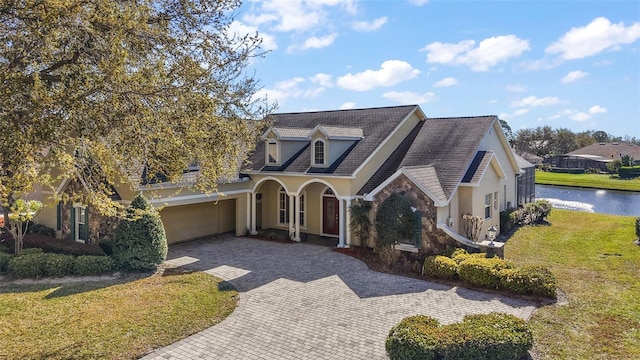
[35,105,529,253]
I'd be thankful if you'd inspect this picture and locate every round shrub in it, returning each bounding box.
[386,315,441,360]
[375,193,416,247]
[500,265,557,299]
[28,223,56,237]
[423,255,458,280]
[0,252,13,273]
[387,313,533,360]
[8,253,46,278]
[458,257,512,289]
[74,255,114,276]
[112,194,168,271]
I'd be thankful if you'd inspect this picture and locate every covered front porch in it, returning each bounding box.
[246,177,353,247]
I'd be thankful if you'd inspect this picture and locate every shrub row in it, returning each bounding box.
[618,166,640,179]
[6,251,114,278]
[509,200,552,226]
[386,313,533,360]
[636,217,640,238]
[423,249,557,298]
[2,233,105,256]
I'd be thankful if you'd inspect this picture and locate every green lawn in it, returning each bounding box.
[535,171,640,191]
[0,271,237,359]
[505,210,640,360]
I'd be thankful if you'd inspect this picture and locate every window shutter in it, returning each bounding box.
[83,207,90,243]
[56,202,62,231]
[414,211,422,248]
[70,204,76,241]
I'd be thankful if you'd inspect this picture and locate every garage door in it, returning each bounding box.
[160,199,236,244]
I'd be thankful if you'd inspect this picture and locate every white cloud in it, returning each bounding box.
[570,112,591,122]
[549,105,607,122]
[309,73,333,87]
[561,70,589,84]
[289,33,338,52]
[244,0,357,32]
[423,35,530,71]
[546,17,640,60]
[340,102,356,109]
[337,60,421,91]
[251,76,327,104]
[383,91,436,104]
[499,108,530,120]
[229,21,278,51]
[506,84,526,92]
[408,0,429,5]
[511,95,561,108]
[433,77,458,88]
[589,105,607,114]
[352,17,387,32]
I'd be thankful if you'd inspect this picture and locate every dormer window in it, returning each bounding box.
[266,140,279,164]
[313,139,326,166]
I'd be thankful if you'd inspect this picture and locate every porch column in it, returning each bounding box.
[250,192,257,235]
[294,194,301,242]
[345,199,352,248]
[288,194,295,240]
[338,198,345,248]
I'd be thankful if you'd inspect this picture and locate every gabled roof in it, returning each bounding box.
[310,125,364,140]
[262,127,314,140]
[363,165,448,206]
[244,105,421,176]
[513,152,535,169]
[566,142,640,160]
[462,151,493,184]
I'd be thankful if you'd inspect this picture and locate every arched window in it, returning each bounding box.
[313,139,326,166]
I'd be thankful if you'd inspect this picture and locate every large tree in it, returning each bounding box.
[0,0,272,218]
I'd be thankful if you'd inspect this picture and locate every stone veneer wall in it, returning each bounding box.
[370,174,457,254]
[58,180,120,244]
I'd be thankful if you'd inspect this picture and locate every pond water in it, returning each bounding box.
[536,184,640,217]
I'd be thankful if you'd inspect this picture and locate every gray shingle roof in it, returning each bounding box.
[404,166,447,204]
[316,125,364,139]
[462,151,493,185]
[271,127,314,139]
[566,142,640,160]
[244,105,419,175]
[399,116,496,198]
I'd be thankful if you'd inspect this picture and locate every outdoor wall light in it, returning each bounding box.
[487,225,497,246]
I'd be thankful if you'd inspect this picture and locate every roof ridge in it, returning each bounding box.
[271,104,417,116]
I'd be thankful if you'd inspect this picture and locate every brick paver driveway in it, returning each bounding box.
[142,236,536,360]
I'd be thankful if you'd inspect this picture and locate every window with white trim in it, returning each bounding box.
[279,187,288,224]
[267,140,278,164]
[313,139,326,166]
[494,191,498,211]
[277,187,306,226]
[485,193,492,219]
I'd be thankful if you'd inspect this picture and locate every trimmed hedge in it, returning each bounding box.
[7,251,114,279]
[28,223,56,237]
[74,256,114,276]
[509,200,552,225]
[0,252,12,273]
[2,233,105,256]
[386,313,533,360]
[500,265,558,299]
[618,166,640,179]
[458,257,512,289]
[423,256,458,280]
[635,217,640,238]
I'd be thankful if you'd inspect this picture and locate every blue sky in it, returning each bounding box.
[232,0,640,138]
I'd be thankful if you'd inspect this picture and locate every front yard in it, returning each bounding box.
[505,209,640,359]
[0,271,237,359]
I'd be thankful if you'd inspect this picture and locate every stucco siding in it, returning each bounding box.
[478,124,519,211]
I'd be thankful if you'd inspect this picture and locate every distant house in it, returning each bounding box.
[545,142,640,171]
[515,151,543,166]
[35,105,532,253]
